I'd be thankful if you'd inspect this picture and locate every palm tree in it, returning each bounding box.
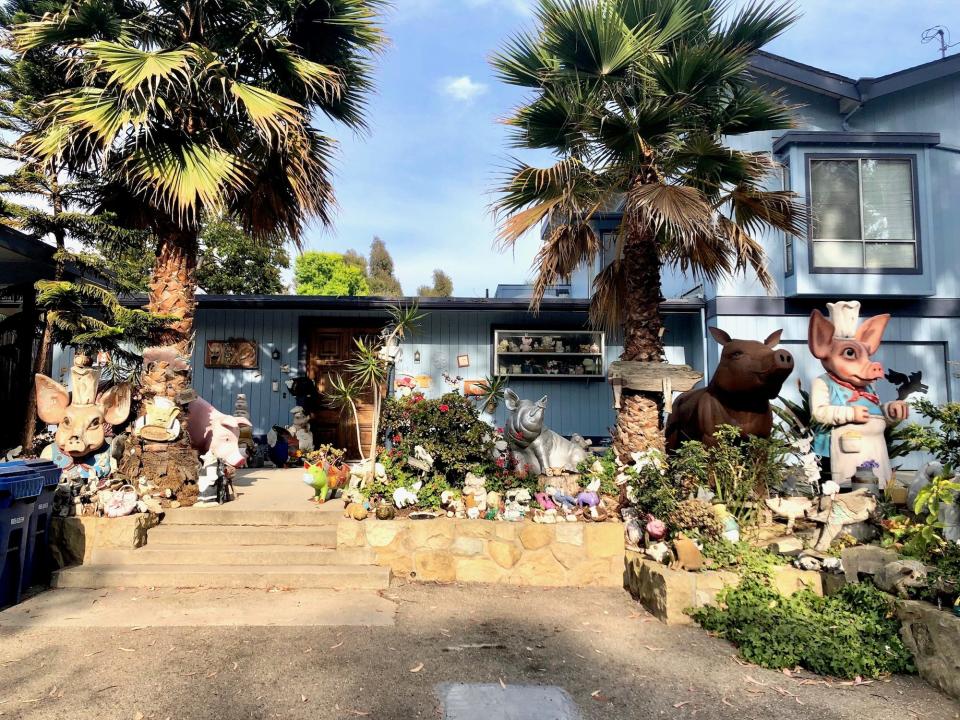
[492,0,807,457]
[10,0,385,483]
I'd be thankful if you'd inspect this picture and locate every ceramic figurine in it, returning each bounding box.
[375,504,396,520]
[502,488,532,521]
[287,406,314,454]
[576,478,602,519]
[764,496,813,535]
[665,327,794,451]
[189,397,253,468]
[520,336,533,352]
[37,356,131,486]
[503,389,588,475]
[133,396,181,442]
[872,559,928,598]
[554,340,564,353]
[462,472,487,516]
[808,301,909,488]
[344,502,369,521]
[712,503,740,542]
[534,491,556,510]
[645,541,671,564]
[393,481,422,509]
[196,450,223,507]
[644,514,667,541]
[807,481,878,551]
[498,339,510,352]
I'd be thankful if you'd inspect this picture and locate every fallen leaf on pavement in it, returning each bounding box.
[117,647,135,653]
[134,713,144,720]
[744,676,767,687]
[232,662,238,671]
[721,697,734,707]
[330,641,344,650]
[347,711,370,717]
[643,646,664,651]
[301,694,308,703]
[499,678,506,690]
[409,663,424,673]
[673,702,690,708]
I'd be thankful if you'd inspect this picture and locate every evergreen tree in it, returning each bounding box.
[367,236,403,296]
[196,218,290,295]
[417,269,453,298]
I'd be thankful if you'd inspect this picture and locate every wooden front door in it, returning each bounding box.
[305,325,381,460]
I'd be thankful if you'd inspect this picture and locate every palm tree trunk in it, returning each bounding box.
[121,225,200,501]
[613,226,666,459]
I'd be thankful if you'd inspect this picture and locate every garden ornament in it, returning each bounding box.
[344,502,369,521]
[133,396,181,442]
[375,504,396,520]
[713,503,740,542]
[807,301,909,488]
[462,472,488,516]
[37,357,131,484]
[665,327,793,451]
[622,508,643,551]
[670,535,704,571]
[188,397,253,468]
[794,555,822,571]
[547,484,577,512]
[907,462,960,541]
[503,389,588,474]
[303,459,332,502]
[534,491,556,511]
[644,514,666,541]
[807,483,878,552]
[645,541,671,564]
[873,559,928,598]
[196,450,224,506]
[288,406,314,454]
[764,496,814,534]
[503,488,532,521]
[393,480,422,509]
[576,478,601,510]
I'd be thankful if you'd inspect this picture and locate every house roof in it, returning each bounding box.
[119,294,705,314]
[750,50,960,109]
[0,223,109,288]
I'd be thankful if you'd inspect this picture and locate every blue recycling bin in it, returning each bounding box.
[0,468,43,608]
[1,461,61,592]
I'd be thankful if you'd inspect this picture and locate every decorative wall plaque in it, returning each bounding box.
[205,339,259,369]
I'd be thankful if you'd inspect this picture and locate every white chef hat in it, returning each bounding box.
[825,300,861,339]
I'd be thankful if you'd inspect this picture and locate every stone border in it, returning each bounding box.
[50,514,159,569]
[623,551,823,625]
[337,518,624,587]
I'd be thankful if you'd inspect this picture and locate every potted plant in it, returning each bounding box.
[475,374,509,415]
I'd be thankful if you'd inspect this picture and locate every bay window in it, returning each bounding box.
[809,156,919,271]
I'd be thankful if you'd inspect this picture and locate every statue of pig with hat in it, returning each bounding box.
[808,301,909,489]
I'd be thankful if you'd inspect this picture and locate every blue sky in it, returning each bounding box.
[302,0,960,297]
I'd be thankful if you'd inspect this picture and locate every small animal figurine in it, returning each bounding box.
[547,484,577,513]
[520,336,533,352]
[808,301,909,488]
[303,460,332,502]
[196,450,224,507]
[645,541,671,564]
[764,496,814,534]
[884,369,929,401]
[644,514,666,541]
[622,508,643,551]
[873,559,928,598]
[794,555,822,572]
[393,481,422,509]
[189,397,253,468]
[288,406,314,454]
[375,504,396,520]
[535,491,556,511]
[665,327,793,451]
[503,390,588,475]
[344,502,369,521]
[576,478,602,518]
[670,535,704,571]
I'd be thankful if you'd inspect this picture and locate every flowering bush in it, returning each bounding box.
[380,391,495,486]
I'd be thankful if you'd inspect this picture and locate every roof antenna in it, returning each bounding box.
[921,25,959,59]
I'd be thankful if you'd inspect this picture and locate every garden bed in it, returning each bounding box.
[623,551,822,625]
[337,517,624,587]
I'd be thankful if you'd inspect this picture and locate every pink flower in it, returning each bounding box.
[495,457,506,468]
[439,404,450,413]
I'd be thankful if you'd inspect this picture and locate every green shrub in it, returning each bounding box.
[699,538,785,577]
[380,391,495,486]
[691,579,914,679]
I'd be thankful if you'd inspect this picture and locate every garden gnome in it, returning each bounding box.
[808,301,909,489]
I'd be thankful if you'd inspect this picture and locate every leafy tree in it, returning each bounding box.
[492,0,806,456]
[343,248,368,272]
[295,251,370,296]
[367,236,403,296]
[9,0,385,482]
[417,269,453,297]
[196,218,290,295]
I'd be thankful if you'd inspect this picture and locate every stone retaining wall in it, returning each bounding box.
[337,518,625,587]
[898,600,960,701]
[49,514,158,569]
[623,551,823,625]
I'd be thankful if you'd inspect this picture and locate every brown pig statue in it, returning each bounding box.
[808,301,908,489]
[36,357,131,485]
[665,327,794,451]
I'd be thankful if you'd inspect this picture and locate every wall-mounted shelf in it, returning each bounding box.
[494,329,605,379]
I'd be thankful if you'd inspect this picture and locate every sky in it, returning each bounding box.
[302,0,960,298]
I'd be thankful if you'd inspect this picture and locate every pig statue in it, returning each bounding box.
[36,357,131,485]
[665,327,794,451]
[187,397,252,468]
[808,301,909,489]
[503,389,587,475]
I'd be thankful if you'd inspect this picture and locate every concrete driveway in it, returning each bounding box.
[0,582,955,720]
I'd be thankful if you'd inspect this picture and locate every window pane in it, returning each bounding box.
[813,240,863,268]
[811,160,861,240]
[861,160,915,241]
[865,242,916,269]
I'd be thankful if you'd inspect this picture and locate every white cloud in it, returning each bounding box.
[440,75,489,102]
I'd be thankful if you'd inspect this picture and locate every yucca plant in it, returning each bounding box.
[492,0,808,456]
[8,0,385,480]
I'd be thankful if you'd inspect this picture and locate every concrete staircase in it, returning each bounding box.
[52,506,391,591]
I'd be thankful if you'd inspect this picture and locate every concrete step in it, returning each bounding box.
[52,564,391,590]
[91,545,376,566]
[147,524,337,547]
[162,508,339,527]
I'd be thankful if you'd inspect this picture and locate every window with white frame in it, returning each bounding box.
[809,156,918,271]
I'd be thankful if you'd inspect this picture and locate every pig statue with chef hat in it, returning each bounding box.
[808,301,909,489]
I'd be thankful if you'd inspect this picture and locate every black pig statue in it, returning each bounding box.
[665,327,794,451]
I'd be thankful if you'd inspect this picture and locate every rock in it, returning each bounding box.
[772,566,822,596]
[898,599,960,701]
[626,555,697,625]
[567,559,619,587]
[488,540,522,569]
[337,519,366,548]
[550,541,588,570]
[821,572,847,596]
[455,520,495,539]
[413,549,456,583]
[511,549,567,586]
[518,523,554,551]
[373,548,414,579]
[455,556,506,583]
[584,523,623,559]
[554,522,584,546]
[405,519,455,550]
[768,536,804,556]
[494,523,518,541]
[841,545,899,584]
[451,536,485,556]
[365,520,404,548]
